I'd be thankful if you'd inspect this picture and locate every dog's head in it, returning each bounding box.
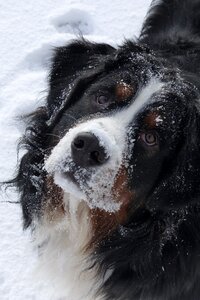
[13,38,200,299]
[40,40,200,222]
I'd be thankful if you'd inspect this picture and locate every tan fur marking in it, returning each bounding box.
[115,82,134,102]
[144,111,160,128]
[43,176,65,223]
[90,167,133,246]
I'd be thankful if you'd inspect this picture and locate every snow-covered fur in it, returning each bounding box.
[11,0,200,299]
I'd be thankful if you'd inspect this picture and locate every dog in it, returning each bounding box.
[11,0,200,299]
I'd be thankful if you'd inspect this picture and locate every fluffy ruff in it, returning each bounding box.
[11,0,200,299]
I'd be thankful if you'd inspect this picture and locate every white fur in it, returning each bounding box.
[34,194,106,300]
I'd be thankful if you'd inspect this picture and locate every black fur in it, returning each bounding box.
[10,0,200,299]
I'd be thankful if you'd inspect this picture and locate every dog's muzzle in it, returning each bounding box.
[45,117,127,211]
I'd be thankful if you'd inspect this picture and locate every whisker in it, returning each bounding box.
[46,133,61,139]
[1,201,20,204]
[63,113,77,122]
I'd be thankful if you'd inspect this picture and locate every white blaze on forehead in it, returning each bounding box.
[45,78,163,211]
[114,78,164,126]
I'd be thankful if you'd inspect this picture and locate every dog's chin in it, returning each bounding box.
[54,172,86,200]
[53,171,121,213]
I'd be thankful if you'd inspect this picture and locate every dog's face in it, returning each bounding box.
[44,41,200,218]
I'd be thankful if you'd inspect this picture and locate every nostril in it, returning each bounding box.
[71,132,109,167]
[90,150,107,164]
[73,138,85,149]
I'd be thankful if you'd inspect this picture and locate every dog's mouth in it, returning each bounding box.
[53,162,122,212]
[65,171,79,185]
[54,168,87,201]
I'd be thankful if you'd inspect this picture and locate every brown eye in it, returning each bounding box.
[141,132,158,146]
[96,95,110,107]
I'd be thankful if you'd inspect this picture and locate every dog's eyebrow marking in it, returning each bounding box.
[115,82,134,102]
[114,78,164,127]
[144,111,162,128]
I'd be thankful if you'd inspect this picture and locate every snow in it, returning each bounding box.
[0,0,151,299]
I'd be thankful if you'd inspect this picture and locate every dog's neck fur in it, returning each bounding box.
[34,194,106,300]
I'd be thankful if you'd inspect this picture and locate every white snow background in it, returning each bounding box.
[0,1,151,299]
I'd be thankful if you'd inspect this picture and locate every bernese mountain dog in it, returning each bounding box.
[10,0,200,299]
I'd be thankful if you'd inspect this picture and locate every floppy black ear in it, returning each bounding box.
[139,0,200,47]
[181,102,200,194]
[151,101,200,210]
[47,39,115,117]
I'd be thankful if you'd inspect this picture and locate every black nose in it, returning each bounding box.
[71,132,109,167]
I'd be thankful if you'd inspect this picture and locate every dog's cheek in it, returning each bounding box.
[42,176,65,223]
[112,166,134,206]
[88,167,134,246]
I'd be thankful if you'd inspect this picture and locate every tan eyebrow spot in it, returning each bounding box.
[144,111,161,128]
[115,82,134,102]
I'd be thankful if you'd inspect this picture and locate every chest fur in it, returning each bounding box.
[34,195,104,300]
